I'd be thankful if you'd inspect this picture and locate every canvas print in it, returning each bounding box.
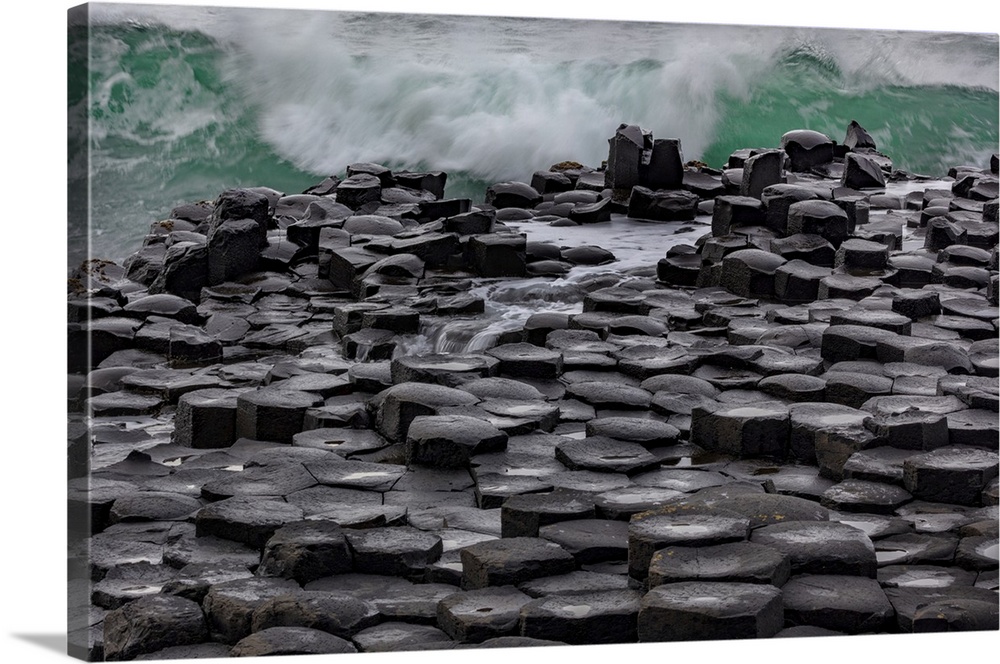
[67,2,999,661]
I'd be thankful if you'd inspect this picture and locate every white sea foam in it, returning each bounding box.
[87,5,999,183]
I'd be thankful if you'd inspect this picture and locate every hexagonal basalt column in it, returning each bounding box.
[235,388,323,444]
[519,589,643,644]
[459,537,576,589]
[691,402,789,459]
[903,446,999,506]
[628,509,751,581]
[719,249,787,299]
[173,388,245,448]
[406,415,508,469]
[485,343,563,379]
[638,581,784,641]
[750,520,878,577]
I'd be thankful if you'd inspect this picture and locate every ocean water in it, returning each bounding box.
[68,3,999,267]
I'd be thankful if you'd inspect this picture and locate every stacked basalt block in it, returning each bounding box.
[68,128,999,660]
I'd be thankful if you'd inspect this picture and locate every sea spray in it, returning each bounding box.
[77,5,998,266]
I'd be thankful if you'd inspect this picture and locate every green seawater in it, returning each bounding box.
[70,11,999,268]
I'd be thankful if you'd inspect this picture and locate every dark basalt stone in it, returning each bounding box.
[884,585,1000,631]
[446,209,495,236]
[903,447,1000,506]
[628,510,752,580]
[647,542,791,587]
[787,200,850,246]
[485,343,563,379]
[459,537,577,590]
[912,597,1000,632]
[212,188,270,242]
[740,150,783,199]
[770,233,836,266]
[564,381,652,410]
[516,570,629,598]
[344,526,443,578]
[206,219,260,287]
[147,242,209,302]
[108,491,202,524]
[234,388,323,444]
[751,520,878,577]
[562,244,617,265]
[627,186,700,222]
[257,520,353,584]
[605,123,651,192]
[485,181,542,209]
[844,120,876,150]
[519,589,643,644]
[394,171,446,199]
[437,586,533,643]
[195,496,305,549]
[530,170,573,194]
[641,138,685,190]
[690,402,789,459]
[782,574,894,634]
[249,590,380,639]
[352,623,454,652]
[122,293,201,325]
[842,152,886,189]
[537,518,629,564]
[719,249,786,299]
[556,436,660,475]
[103,594,208,661]
[638,581,784,641]
[711,195,765,237]
[585,417,680,447]
[336,174,382,211]
[500,489,597,538]
[304,457,407,492]
[761,184,822,234]
[682,171,726,199]
[781,129,834,172]
[469,233,527,278]
[230,626,356,657]
[568,197,613,224]
[407,415,508,468]
[93,562,181,609]
[875,533,959,567]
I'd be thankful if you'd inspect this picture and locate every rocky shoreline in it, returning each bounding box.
[68,121,999,660]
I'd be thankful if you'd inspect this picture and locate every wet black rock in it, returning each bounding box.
[258,520,353,584]
[103,595,208,661]
[719,249,787,299]
[250,590,380,639]
[469,233,527,278]
[195,496,305,549]
[407,415,508,468]
[711,196,765,237]
[781,130,835,172]
[638,581,784,641]
[627,187,700,222]
[437,586,533,643]
[903,447,999,506]
[647,542,791,587]
[842,152,887,189]
[460,537,577,589]
[230,626,357,657]
[751,520,878,577]
[787,200,850,246]
[782,574,893,633]
[741,150,784,199]
[520,589,643,644]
